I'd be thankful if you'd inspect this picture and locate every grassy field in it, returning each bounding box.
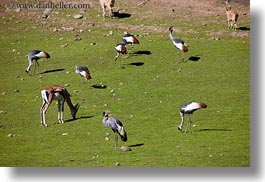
[0,0,250,167]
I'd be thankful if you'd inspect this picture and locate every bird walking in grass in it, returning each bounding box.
[102,111,127,149]
[122,31,140,45]
[169,27,188,62]
[178,101,207,133]
[26,50,50,74]
[75,65,92,84]
[115,43,127,68]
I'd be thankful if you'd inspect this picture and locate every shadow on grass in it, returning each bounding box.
[91,84,107,89]
[198,128,232,132]
[40,68,65,74]
[188,56,201,62]
[238,26,250,31]
[64,116,94,123]
[113,11,131,18]
[129,62,144,66]
[132,50,152,55]
[128,143,144,148]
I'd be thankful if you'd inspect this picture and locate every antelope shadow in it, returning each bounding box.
[64,115,94,123]
[238,26,250,31]
[113,11,131,18]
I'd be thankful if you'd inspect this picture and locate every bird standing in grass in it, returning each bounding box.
[178,101,207,133]
[75,65,92,84]
[169,26,188,62]
[115,43,127,68]
[26,50,50,74]
[122,31,140,45]
[102,111,127,149]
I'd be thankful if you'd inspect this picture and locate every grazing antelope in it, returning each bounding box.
[178,101,207,133]
[40,85,80,127]
[26,50,50,74]
[225,6,239,31]
[99,0,115,17]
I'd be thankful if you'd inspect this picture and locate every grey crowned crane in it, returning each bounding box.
[115,43,127,68]
[169,27,188,62]
[102,111,127,148]
[178,101,207,133]
[26,50,50,74]
[75,65,92,83]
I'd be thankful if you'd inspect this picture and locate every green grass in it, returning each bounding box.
[0,0,250,167]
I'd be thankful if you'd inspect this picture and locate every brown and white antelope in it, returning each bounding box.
[225,6,239,31]
[40,85,79,127]
[99,0,115,17]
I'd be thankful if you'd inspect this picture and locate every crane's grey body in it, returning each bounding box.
[102,111,127,148]
[169,27,188,62]
[26,50,50,74]
[178,101,207,133]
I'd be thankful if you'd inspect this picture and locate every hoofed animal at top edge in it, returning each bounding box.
[99,0,115,17]
[102,111,127,148]
[225,6,239,31]
[26,50,50,74]
[178,101,207,133]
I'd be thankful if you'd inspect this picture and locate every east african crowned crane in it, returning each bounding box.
[26,50,50,74]
[115,43,127,68]
[75,65,92,83]
[169,27,188,62]
[122,31,140,45]
[102,111,127,148]
[178,101,207,133]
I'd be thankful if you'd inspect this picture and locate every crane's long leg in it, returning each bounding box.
[185,114,192,133]
[33,60,39,74]
[114,132,118,149]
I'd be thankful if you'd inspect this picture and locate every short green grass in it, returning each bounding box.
[0,0,250,167]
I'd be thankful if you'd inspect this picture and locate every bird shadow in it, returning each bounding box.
[113,11,131,18]
[198,128,232,132]
[238,26,250,31]
[91,84,107,89]
[132,50,152,55]
[40,68,65,74]
[129,62,144,66]
[188,56,201,62]
[128,143,144,148]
